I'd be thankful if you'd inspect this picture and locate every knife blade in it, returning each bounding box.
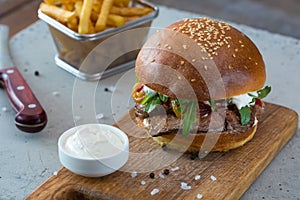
[0,25,47,133]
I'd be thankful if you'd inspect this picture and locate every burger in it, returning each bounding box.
[132,18,271,153]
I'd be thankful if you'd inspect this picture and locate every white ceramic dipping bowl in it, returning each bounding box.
[58,124,129,177]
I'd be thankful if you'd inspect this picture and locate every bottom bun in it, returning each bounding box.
[136,117,258,153]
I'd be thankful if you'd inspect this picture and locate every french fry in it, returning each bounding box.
[95,0,114,32]
[40,3,76,23]
[107,14,125,27]
[41,0,152,34]
[44,0,55,5]
[67,17,78,31]
[62,2,75,11]
[110,6,152,16]
[91,10,99,22]
[89,20,96,33]
[92,0,103,13]
[78,0,94,34]
[124,16,140,22]
[74,1,83,17]
[113,0,130,7]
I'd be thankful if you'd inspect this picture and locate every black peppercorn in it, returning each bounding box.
[162,145,168,151]
[104,88,109,92]
[149,172,155,179]
[190,153,198,160]
[163,169,169,175]
[34,70,39,76]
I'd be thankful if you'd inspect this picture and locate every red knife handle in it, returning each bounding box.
[0,67,47,133]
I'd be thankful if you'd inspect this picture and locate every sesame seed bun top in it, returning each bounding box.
[135,18,266,101]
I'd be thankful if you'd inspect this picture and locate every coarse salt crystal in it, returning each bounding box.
[210,175,217,181]
[52,91,60,96]
[150,188,159,195]
[74,115,81,121]
[131,171,137,178]
[195,175,201,180]
[197,193,203,199]
[171,166,179,171]
[141,180,146,185]
[96,113,104,119]
[159,172,165,179]
[53,171,58,176]
[181,182,191,190]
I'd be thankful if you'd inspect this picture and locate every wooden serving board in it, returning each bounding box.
[26,103,298,200]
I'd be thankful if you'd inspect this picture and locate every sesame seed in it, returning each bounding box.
[204,65,208,70]
[191,79,196,82]
[180,60,185,65]
[182,44,188,49]
[228,65,233,69]
[192,59,196,62]
[232,54,236,58]
[227,44,231,48]
[235,48,239,52]
[248,57,252,60]
[239,40,242,43]
[164,44,169,48]
[241,44,245,47]
[151,58,155,62]
[178,76,182,80]
[168,46,172,50]
[255,62,258,65]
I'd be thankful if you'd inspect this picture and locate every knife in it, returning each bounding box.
[0,25,47,133]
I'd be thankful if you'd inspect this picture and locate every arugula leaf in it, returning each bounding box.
[159,94,169,102]
[141,92,156,105]
[135,76,139,83]
[144,96,161,113]
[180,100,198,137]
[257,86,271,99]
[208,100,216,111]
[239,106,251,126]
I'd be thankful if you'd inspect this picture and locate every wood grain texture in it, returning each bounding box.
[25,103,298,200]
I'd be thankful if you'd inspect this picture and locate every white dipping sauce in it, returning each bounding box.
[64,125,124,159]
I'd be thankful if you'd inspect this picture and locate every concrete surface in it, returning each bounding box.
[0,5,299,200]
